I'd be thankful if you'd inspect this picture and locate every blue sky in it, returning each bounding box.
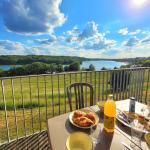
[0,0,150,58]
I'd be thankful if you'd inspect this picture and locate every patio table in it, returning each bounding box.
[47,100,149,150]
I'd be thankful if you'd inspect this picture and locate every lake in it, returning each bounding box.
[0,65,21,71]
[0,60,127,71]
[81,60,127,70]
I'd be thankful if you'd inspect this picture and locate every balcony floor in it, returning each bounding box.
[0,131,51,150]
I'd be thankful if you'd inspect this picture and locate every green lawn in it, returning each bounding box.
[0,70,149,143]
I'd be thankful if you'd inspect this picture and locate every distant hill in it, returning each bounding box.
[0,55,149,65]
[0,55,87,65]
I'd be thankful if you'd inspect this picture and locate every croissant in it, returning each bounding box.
[72,111,96,127]
[85,112,96,124]
[73,116,94,127]
[73,111,86,118]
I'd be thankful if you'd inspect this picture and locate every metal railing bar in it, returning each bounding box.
[135,69,139,100]
[36,76,41,132]
[116,70,120,101]
[11,78,19,141]
[140,68,145,101]
[128,69,132,98]
[90,72,92,85]
[29,77,34,134]
[112,70,116,100]
[98,72,100,101]
[121,70,124,99]
[1,80,10,143]
[69,73,72,84]
[80,72,82,83]
[90,72,92,105]
[145,69,150,103]
[140,69,145,102]
[94,72,96,104]
[125,70,130,98]
[75,73,77,82]
[43,76,48,120]
[102,71,104,101]
[129,69,133,98]
[119,69,123,100]
[63,74,66,113]
[19,77,27,137]
[106,71,108,100]
[136,69,143,102]
[85,72,87,107]
[122,69,126,100]
[132,69,136,98]
[51,75,54,116]
[136,68,141,101]
[134,69,137,99]
[58,74,60,115]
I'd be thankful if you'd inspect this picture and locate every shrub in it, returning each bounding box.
[69,61,80,71]
[89,64,95,71]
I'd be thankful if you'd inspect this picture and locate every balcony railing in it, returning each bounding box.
[0,67,149,148]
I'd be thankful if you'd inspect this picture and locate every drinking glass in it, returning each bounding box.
[90,123,101,144]
[146,100,150,117]
[130,119,144,150]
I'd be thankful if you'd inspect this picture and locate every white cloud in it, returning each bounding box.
[65,21,116,50]
[123,37,140,47]
[128,29,141,35]
[141,34,150,44]
[81,38,116,50]
[0,40,30,55]
[118,27,141,36]
[34,35,57,44]
[118,28,128,35]
[79,21,99,40]
[0,0,66,35]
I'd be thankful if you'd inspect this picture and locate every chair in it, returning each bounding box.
[67,82,94,111]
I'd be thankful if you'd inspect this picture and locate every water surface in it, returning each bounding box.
[81,60,127,70]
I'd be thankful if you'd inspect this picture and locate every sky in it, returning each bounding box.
[0,0,150,58]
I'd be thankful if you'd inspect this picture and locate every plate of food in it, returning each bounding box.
[69,109,99,129]
[117,110,150,133]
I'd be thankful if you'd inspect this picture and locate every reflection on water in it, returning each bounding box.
[81,60,127,70]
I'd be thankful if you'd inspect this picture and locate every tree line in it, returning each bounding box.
[0,55,87,65]
[120,59,150,68]
[0,62,95,77]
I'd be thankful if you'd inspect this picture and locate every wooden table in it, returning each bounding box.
[47,100,149,150]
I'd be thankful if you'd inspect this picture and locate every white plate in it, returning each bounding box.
[69,109,99,129]
[116,110,148,133]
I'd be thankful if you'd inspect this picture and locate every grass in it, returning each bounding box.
[0,70,149,143]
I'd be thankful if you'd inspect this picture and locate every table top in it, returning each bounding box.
[47,100,149,150]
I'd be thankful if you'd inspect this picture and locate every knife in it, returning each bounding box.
[121,142,134,150]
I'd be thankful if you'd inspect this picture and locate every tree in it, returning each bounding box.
[56,64,64,72]
[9,66,26,76]
[101,67,107,70]
[114,67,118,69]
[142,60,150,67]
[89,64,95,71]
[64,66,69,72]
[69,61,80,71]
[25,62,49,74]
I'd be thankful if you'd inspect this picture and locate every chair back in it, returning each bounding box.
[67,82,94,111]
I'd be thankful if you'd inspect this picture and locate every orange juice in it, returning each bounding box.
[104,95,116,132]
